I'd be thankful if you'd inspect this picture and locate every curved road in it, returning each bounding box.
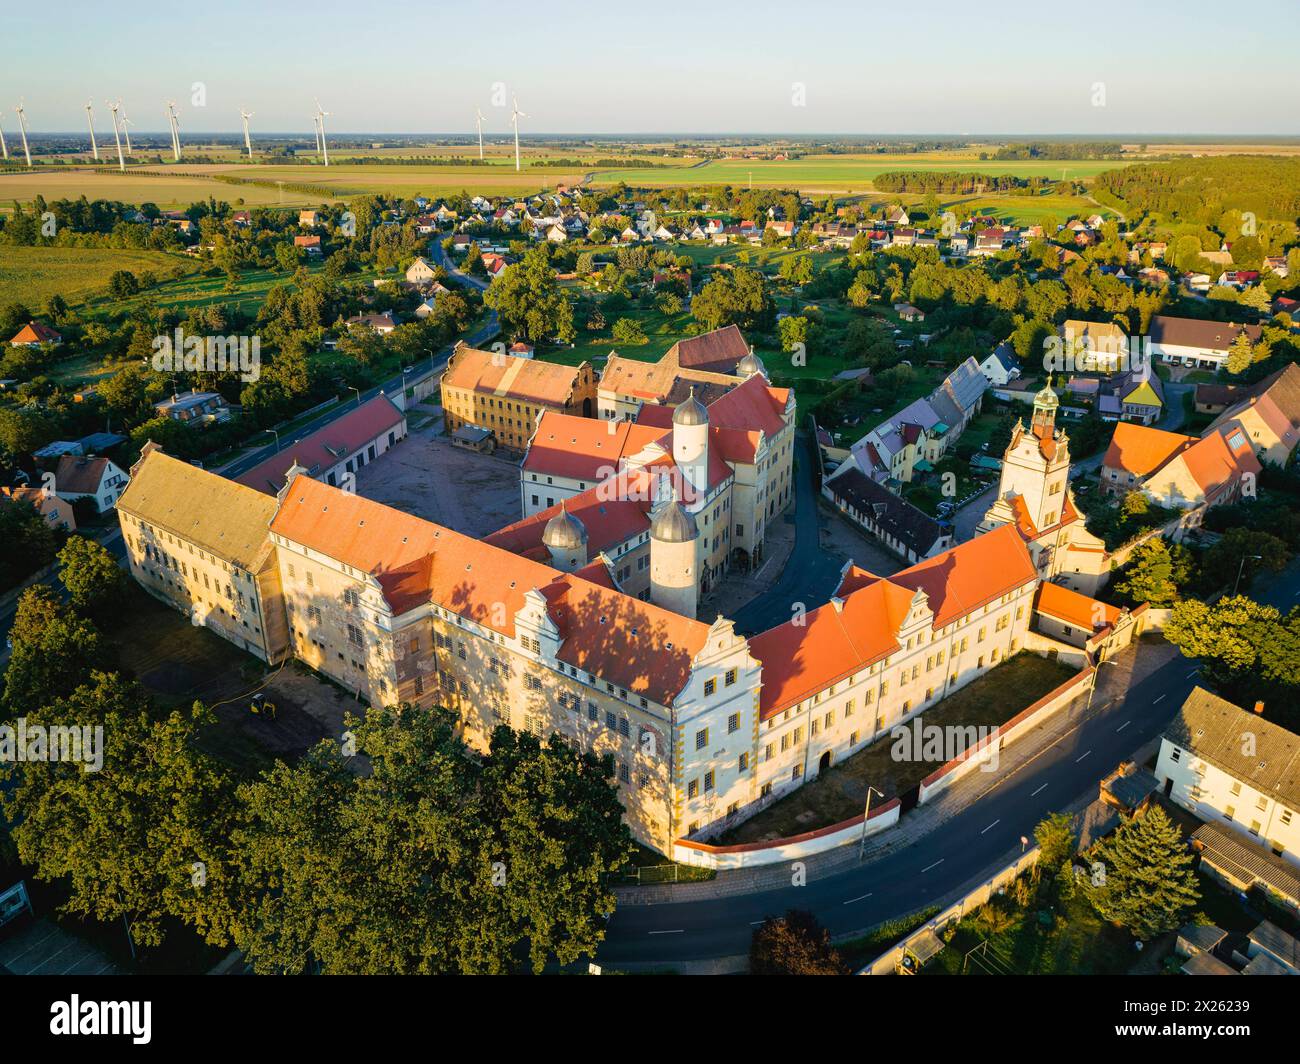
[597,648,1206,968]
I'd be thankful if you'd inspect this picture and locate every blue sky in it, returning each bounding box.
[8,0,1298,135]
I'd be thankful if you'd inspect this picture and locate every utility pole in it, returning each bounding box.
[858,784,885,861]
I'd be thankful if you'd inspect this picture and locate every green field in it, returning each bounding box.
[589,152,1131,191]
[0,245,199,309]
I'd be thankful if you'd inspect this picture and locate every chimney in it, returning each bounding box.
[1254,701,1265,715]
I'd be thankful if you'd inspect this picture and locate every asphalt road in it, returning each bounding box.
[597,649,1204,967]
[598,550,1300,968]
[730,436,847,634]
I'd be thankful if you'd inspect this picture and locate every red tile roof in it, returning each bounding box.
[1034,581,1119,633]
[53,455,111,495]
[9,321,62,345]
[442,342,588,406]
[1102,422,1192,477]
[749,525,1037,718]
[271,476,709,704]
[237,394,406,494]
[668,325,751,372]
[522,412,664,482]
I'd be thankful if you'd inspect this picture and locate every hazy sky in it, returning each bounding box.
[8,0,1298,136]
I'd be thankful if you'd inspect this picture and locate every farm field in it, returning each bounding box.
[588,152,1132,191]
[0,245,199,309]
[0,167,308,209]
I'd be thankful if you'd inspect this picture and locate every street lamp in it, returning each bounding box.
[1084,657,1119,715]
[858,784,886,861]
[349,386,362,407]
[266,427,280,451]
[1233,554,1264,597]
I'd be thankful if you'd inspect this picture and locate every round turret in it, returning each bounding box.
[542,504,587,551]
[736,350,766,378]
[672,387,708,426]
[650,501,697,544]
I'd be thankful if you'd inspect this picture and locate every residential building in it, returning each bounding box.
[1100,421,1260,510]
[822,465,953,563]
[1148,315,1264,372]
[1098,367,1164,425]
[8,321,62,348]
[1,485,76,531]
[978,343,1021,387]
[1204,363,1300,467]
[52,454,129,513]
[154,390,232,425]
[1156,687,1300,869]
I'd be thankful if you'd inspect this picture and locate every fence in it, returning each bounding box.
[917,665,1093,805]
[856,846,1042,974]
[671,798,901,870]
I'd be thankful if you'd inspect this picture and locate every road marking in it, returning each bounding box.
[921,858,944,873]
[750,920,766,926]
[648,929,683,935]
[842,893,873,905]
[1152,694,1166,704]
[1031,783,1048,797]
[1075,750,1091,763]
[1186,670,1199,679]
[1116,720,1131,732]
[981,819,1000,835]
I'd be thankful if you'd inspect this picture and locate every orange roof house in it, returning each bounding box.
[1102,420,1261,509]
[9,321,62,347]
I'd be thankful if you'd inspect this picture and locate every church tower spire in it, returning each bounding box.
[1031,374,1059,438]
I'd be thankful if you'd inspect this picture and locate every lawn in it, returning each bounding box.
[718,653,1080,845]
[0,245,199,310]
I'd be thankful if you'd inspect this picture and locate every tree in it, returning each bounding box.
[57,536,127,615]
[1113,539,1193,607]
[750,910,847,975]
[1201,527,1289,594]
[2,586,108,718]
[611,318,647,345]
[4,695,241,949]
[1226,332,1254,375]
[230,705,631,974]
[1033,812,1076,872]
[483,247,575,344]
[777,315,809,353]
[1087,806,1200,940]
[692,267,773,334]
[0,497,60,594]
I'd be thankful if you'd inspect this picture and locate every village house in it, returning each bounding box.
[1148,315,1264,373]
[51,454,130,513]
[8,321,62,348]
[1,485,76,531]
[1100,421,1261,511]
[154,390,232,425]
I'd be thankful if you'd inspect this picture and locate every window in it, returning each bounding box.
[347,624,364,648]
[727,712,741,734]
[703,678,716,696]
[695,728,708,750]
[725,668,737,687]
[738,753,749,772]
[703,771,714,793]
[687,779,699,799]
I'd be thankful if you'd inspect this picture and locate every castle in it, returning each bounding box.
[116,354,1122,854]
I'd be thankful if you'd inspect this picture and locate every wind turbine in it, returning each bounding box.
[85,101,99,161]
[14,100,31,167]
[120,113,133,156]
[106,99,125,171]
[311,113,322,158]
[510,94,526,172]
[475,106,485,161]
[314,99,330,166]
[0,114,8,161]
[239,109,254,157]
[165,101,180,161]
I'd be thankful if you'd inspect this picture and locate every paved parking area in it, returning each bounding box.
[0,918,119,975]
[354,422,523,537]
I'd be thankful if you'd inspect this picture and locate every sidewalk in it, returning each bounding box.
[615,638,1177,906]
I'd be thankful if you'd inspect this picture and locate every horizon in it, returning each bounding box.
[7,0,1298,136]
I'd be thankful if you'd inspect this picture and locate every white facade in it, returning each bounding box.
[1156,737,1300,869]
